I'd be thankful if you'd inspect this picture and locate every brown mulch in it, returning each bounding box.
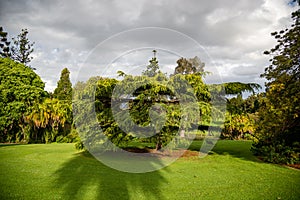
[256,156,300,170]
[286,164,300,170]
[121,147,199,158]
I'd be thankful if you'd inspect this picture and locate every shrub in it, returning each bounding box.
[251,141,300,164]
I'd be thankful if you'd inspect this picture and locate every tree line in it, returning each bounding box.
[0,8,299,165]
[0,57,76,143]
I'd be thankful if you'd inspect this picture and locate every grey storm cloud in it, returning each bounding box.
[0,0,298,91]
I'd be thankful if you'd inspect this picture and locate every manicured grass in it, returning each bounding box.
[0,141,299,199]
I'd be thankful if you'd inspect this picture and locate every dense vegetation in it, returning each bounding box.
[0,58,75,144]
[251,9,300,164]
[0,8,299,165]
[0,58,47,142]
[73,72,213,151]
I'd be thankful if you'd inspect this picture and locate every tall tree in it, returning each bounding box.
[11,28,34,68]
[53,68,73,101]
[0,58,46,143]
[142,50,160,77]
[0,27,11,58]
[252,9,300,164]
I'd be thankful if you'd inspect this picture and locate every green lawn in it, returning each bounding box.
[0,140,299,199]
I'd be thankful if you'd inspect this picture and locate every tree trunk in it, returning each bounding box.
[155,133,162,151]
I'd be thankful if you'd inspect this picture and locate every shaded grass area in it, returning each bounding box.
[0,141,299,199]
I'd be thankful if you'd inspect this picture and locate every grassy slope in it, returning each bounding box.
[0,141,299,200]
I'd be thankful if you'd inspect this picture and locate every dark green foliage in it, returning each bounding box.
[224,82,261,95]
[118,73,208,150]
[0,26,11,58]
[11,28,34,67]
[252,140,299,164]
[95,77,130,146]
[73,77,130,150]
[119,74,179,150]
[225,94,260,116]
[0,37,77,144]
[0,58,76,144]
[220,83,261,140]
[0,58,47,142]
[74,71,211,151]
[252,9,300,164]
[55,128,79,143]
[53,68,72,101]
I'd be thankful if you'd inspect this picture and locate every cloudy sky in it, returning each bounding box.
[0,0,298,92]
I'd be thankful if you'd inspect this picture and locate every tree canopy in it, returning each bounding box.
[0,58,77,143]
[224,82,261,95]
[73,55,214,151]
[0,58,47,142]
[53,68,73,101]
[252,9,300,164]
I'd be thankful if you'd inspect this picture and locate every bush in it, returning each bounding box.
[251,141,300,164]
[252,10,300,165]
[75,140,85,151]
[221,113,255,140]
[56,128,80,143]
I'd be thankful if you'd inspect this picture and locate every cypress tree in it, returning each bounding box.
[53,68,72,101]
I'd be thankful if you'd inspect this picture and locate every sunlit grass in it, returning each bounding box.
[0,141,299,199]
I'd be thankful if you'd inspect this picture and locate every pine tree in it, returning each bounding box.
[53,68,72,101]
[11,28,34,68]
[0,27,11,58]
[142,50,160,77]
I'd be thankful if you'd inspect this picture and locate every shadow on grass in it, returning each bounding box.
[53,151,168,200]
[189,140,261,163]
[0,143,25,148]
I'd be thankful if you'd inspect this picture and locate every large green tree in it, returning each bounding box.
[74,72,210,151]
[53,68,72,101]
[0,58,47,142]
[252,9,300,164]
